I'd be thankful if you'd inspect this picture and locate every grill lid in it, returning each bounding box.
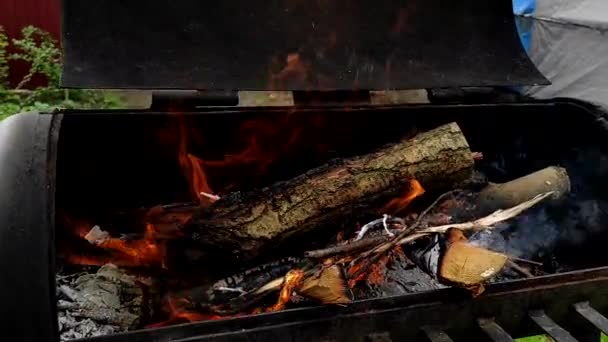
[61,0,549,91]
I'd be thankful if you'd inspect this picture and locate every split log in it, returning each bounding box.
[181,122,475,263]
[474,166,570,216]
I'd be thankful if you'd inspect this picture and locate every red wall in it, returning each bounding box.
[0,0,61,87]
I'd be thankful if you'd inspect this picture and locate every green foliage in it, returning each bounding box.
[10,25,62,89]
[0,26,125,120]
[0,26,9,89]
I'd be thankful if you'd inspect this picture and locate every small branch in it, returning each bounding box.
[507,256,543,267]
[304,236,390,259]
[410,189,462,231]
[347,189,462,266]
[506,260,534,278]
[354,216,404,241]
[417,192,553,234]
[200,192,221,202]
[346,192,554,266]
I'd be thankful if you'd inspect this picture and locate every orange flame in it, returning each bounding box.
[147,297,226,328]
[88,225,166,268]
[174,112,322,205]
[382,179,425,214]
[267,269,305,312]
[62,215,168,268]
[347,247,401,288]
[177,117,216,206]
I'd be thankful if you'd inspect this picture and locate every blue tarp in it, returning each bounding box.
[513,0,536,15]
[513,0,536,52]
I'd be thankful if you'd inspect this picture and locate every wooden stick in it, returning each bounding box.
[507,256,543,267]
[346,192,554,265]
[416,192,553,235]
[304,236,389,259]
[506,260,534,278]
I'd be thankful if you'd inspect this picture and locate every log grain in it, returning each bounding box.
[181,122,475,263]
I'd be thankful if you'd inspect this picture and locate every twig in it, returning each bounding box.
[346,192,554,267]
[304,236,390,259]
[382,214,394,237]
[215,287,247,295]
[354,216,405,241]
[160,202,198,210]
[347,189,462,267]
[411,189,463,232]
[506,260,534,278]
[507,256,543,267]
[416,192,553,234]
[200,192,221,202]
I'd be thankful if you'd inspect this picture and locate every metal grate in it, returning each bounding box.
[422,303,608,342]
[81,267,608,342]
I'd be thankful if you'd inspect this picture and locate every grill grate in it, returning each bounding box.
[81,267,608,342]
[423,303,608,342]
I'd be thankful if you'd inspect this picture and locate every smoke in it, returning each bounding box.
[469,196,608,262]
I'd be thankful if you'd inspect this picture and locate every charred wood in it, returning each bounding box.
[180,122,474,264]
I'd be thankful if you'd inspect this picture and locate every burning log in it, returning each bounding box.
[180,122,474,263]
[475,166,570,216]
[174,258,350,316]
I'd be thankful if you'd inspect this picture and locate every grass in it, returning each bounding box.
[516,333,608,341]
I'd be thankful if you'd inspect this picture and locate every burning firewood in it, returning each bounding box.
[310,191,554,296]
[178,122,474,264]
[436,228,508,296]
[172,258,350,317]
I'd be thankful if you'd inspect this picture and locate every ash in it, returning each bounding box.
[56,264,149,341]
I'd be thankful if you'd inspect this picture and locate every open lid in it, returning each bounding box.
[61,0,549,90]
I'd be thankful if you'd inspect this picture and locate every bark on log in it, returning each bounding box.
[181,122,474,263]
[475,166,570,216]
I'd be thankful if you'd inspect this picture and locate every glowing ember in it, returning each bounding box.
[367,255,390,286]
[383,179,425,214]
[267,269,305,312]
[177,117,216,205]
[147,297,226,328]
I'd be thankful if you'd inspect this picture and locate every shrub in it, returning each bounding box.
[0,26,124,120]
[0,26,8,89]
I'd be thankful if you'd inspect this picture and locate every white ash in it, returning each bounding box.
[56,264,150,341]
[84,225,111,245]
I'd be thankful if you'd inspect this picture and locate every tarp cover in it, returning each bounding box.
[513,0,608,107]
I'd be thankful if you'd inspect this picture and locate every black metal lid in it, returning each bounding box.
[61,0,549,90]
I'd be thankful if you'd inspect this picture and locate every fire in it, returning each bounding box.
[347,247,402,288]
[174,112,323,206]
[383,179,425,214]
[266,269,305,312]
[60,216,168,268]
[84,224,166,268]
[177,117,216,206]
[269,53,310,89]
[147,297,226,328]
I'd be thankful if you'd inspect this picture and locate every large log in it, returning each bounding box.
[180,122,475,263]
